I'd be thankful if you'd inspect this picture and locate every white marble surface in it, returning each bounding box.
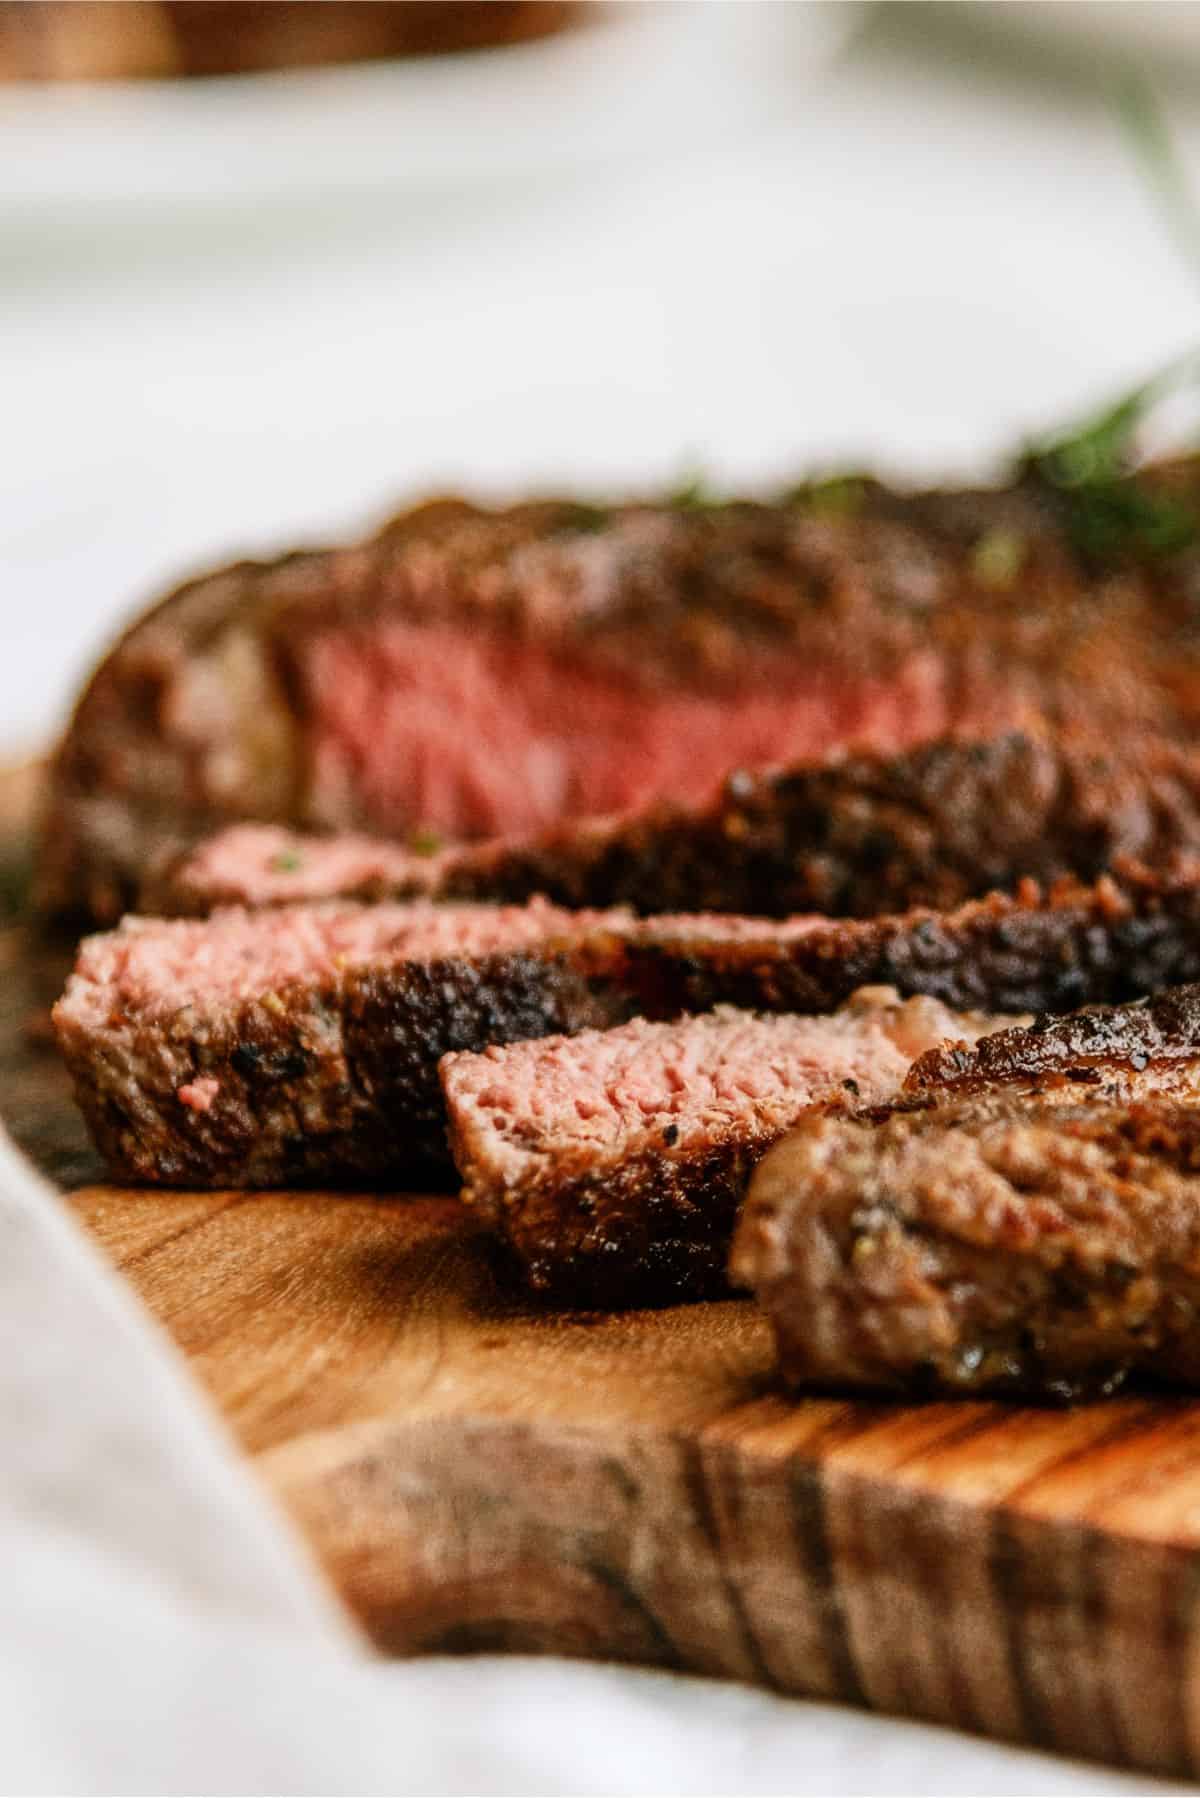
[3,5,1200,1790]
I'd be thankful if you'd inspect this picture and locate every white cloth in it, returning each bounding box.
[4,5,1200,1790]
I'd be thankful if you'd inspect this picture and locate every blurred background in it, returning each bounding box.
[5,0,1200,756]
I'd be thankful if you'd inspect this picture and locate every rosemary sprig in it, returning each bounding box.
[1118,72,1200,292]
[1023,79,1200,563]
[1025,351,1200,561]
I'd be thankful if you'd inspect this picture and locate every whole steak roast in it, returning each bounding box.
[39,469,1200,920]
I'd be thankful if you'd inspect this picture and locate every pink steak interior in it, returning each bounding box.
[442,989,998,1177]
[58,897,618,1030]
[174,824,448,909]
[301,622,965,838]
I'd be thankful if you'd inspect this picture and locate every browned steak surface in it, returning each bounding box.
[732,1096,1200,1399]
[441,991,1004,1307]
[907,979,1200,1102]
[53,900,633,1188]
[625,867,1200,1020]
[144,731,1200,922]
[0,2,574,81]
[41,466,1200,921]
[54,874,1200,1192]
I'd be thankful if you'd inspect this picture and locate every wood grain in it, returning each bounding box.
[9,769,1200,1776]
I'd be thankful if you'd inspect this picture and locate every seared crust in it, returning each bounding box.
[732,1096,1200,1399]
[624,866,1200,1019]
[147,732,1200,923]
[42,467,1200,921]
[907,979,1200,1102]
[341,951,620,1182]
[55,869,1200,1191]
[54,946,624,1189]
[445,732,1200,920]
[450,1129,766,1309]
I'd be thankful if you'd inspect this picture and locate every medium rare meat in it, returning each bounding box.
[53,898,633,1187]
[40,468,1200,921]
[439,990,1005,1306]
[732,1097,1200,1399]
[142,731,1200,922]
[54,873,1200,1190]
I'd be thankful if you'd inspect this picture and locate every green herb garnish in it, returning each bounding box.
[666,469,721,513]
[1025,348,1200,563]
[788,473,868,519]
[269,850,304,874]
[408,827,443,857]
[970,527,1026,588]
[1021,80,1200,563]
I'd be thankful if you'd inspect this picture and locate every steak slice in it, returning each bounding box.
[53,898,634,1188]
[40,465,1200,922]
[731,1096,1200,1399]
[439,990,1005,1307]
[142,730,1200,922]
[625,867,1200,1020]
[54,871,1200,1191]
[733,982,1200,1397]
[905,980,1200,1103]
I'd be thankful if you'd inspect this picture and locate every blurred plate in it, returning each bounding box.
[0,2,859,218]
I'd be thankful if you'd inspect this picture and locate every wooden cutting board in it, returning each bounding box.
[9,797,1200,1781]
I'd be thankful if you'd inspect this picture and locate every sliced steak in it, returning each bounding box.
[440,990,1005,1307]
[145,821,448,916]
[142,731,1200,921]
[54,870,1200,1191]
[53,898,633,1188]
[732,1096,1200,1399]
[40,467,1200,922]
[624,868,1200,1020]
[734,981,1200,1397]
[906,980,1200,1103]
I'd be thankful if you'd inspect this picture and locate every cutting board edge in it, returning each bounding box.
[256,1408,1200,1779]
